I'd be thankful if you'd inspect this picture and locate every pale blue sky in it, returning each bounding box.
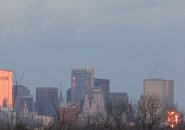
[0,0,185,108]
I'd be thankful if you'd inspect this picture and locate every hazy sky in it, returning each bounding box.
[0,0,185,108]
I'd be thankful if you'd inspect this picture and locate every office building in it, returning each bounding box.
[0,69,12,109]
[15,96,34,114]
[109,92,129,106]
[94,78,110,93]
[13,85,30,97]
[71,68,94,105]
[34,115,54,127]
[143,79,174,106]
[36,87,58,117]
[59,105,79,123]
[0,109,16,125]
[94,78,110,106]
[13,85,34,116]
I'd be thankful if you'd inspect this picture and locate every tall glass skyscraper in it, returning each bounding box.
[71,69,94,105]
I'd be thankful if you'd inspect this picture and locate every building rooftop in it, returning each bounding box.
[0,69,12,72]
[72,68,94,72]
[144,79,173,81]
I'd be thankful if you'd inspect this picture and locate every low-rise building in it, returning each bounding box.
[59,105,79,123]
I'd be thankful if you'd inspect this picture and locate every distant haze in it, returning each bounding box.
[0,0,185,108]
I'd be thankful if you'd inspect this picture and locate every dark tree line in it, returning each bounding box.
[45,96,184,130]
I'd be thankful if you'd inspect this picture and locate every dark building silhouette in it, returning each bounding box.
[94,78,110,106]
[66,88,71,103]
[94,78,110,93]
[15,96,34,113]
[108,92,129,106]
[36,87,58,117]
[13,85,34,117]
[13,85,30,97]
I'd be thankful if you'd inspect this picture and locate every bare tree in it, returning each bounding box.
[132,96,167,130]
[106,103,131,130]
[11,70,24,129]
[94,112,113,130]
[45,83,81,130]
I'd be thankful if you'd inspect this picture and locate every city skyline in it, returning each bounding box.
[0,67,176,104]
[0,67,181,108]
[0,0,185,109]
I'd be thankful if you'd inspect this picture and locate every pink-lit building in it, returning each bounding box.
[0,69,12,109]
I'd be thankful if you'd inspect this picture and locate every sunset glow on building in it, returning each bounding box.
[0,69,12,109]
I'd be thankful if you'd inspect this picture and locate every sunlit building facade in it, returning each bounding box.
[0,69,12,109]
[143,79,174,107]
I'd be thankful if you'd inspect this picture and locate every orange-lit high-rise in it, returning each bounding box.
[0,69,12,109]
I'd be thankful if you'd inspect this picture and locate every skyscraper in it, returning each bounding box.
[0,69,12,109]
[71,68,94,105]
[16,96,34,118]
[94,78,110,106]
[13,85,34,116]
[13,85,30,97]
[36,87,58,117]
[143,79,174,107]
[94,78,110,94]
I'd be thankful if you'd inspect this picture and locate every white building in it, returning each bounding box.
[34,115,54,127]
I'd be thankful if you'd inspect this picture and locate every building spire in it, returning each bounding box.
[59,83,65,108]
